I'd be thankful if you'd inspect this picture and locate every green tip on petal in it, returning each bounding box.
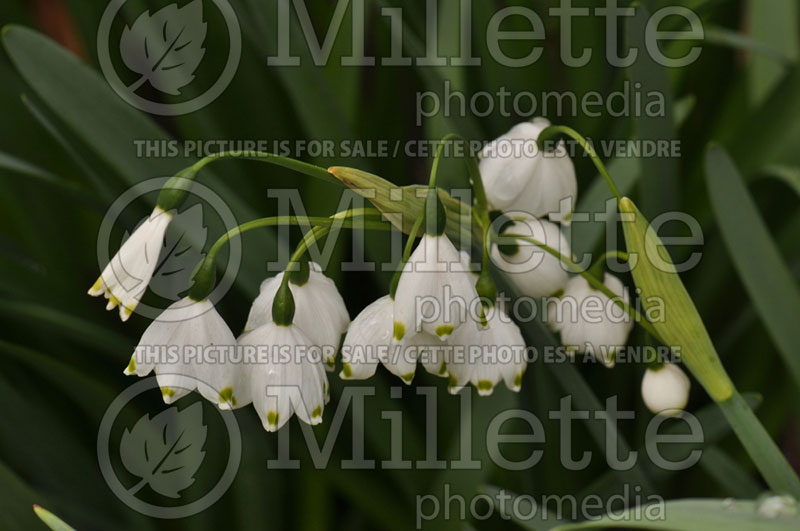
[125,357,136,375]
[438,361,447,376]
[161,387,175,399]
[435,324,454,338]
[393,321,405,341]
[513,372,523,389]
[401,372,415,384]
[311,405,322,418]
[341,363,353,378]
[448,373,458,388]
[477,380,494,394]
[267,410,279,427]
[218,386,236,407]
[326,357,335,369]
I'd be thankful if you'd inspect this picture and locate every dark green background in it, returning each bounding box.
[0,0,798,529]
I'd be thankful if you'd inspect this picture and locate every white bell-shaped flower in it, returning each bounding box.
[243,262,349,369]
[240,322,328,432]
[125,297,247,408]
[641,363,691,416]
[491,216,570,299]
[88,207,173,321]
[340,294,442,383]
[480,118,577,223]
[393,233,479,340]
[446,303,527,395]
[547,273,633,366]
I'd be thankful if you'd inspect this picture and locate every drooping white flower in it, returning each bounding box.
[243,262,349,369]
[546,273,633,366]
[88,207,173,321]
[446,303,527,395]
[641,363,691,416]
[491,216,570,299]
[125,297,247,409]
[393,234,479,340]
[339,295,442,383]
[240,321,328,432]
[480,118,577,223]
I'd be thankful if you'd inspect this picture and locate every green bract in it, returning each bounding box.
[619,196,733,402]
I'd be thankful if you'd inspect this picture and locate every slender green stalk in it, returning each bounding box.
[190,150,338,185]
[501,232,660,340]
[718,392,800,498]
[189,209,390,300]
[402,213,425,263]
[538,125,622,201]
[207,208,387,265]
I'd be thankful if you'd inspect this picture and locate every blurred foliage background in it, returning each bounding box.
[0,0,799,529]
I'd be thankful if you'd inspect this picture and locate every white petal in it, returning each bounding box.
[552,274,633,365]
[126,297,245,406]
[641,364,691,416]
[245,323,327,431]
[447,304,527,395]
[90,207,173,320]
[394,234,478,339]
[480,118,577,220]
[491,216,570,298]
[339,295,393,380]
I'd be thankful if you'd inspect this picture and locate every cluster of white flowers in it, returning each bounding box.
[480,118,689,415]
[340,234,527,396]
[122,263,348,432]
[89,117,690,429]
[481,118,634,365]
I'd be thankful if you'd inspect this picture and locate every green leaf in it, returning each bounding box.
[699,446,763,499]
[745,0,799,105]
[495,274,656,495]
[619,196,800,497]
[481,485,561,531]
[327,166,476,246]
[761,165,800,198]
[33,505,76,531]
[705,145,800,391]
[1,24,268,294]
[554,498,800,531]
[625,3,679,215]
[0,150,84,193]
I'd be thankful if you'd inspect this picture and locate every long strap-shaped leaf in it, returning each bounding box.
[620,196,800,497]
[705,145,800,391]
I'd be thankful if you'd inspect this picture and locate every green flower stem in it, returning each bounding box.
[390,211,426,299]
[157,151,340,212]
[537,125,622,202]
[588,250,630,282]
[402,214,426,263]
[189,209,390,301]
[189,150,338,186]
[500,233,661,341]
[280,207,387,288]
[433,133,489,217]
